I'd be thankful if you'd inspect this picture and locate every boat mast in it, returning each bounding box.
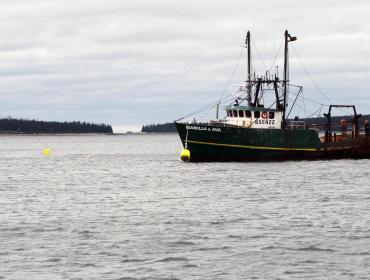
[246,31,252,106]
[282,30,297,128]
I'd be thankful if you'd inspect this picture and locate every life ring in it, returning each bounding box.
[261,112,268,119]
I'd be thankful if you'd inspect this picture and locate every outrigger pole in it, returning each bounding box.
[246,31,252,106]
[282,30,297,128]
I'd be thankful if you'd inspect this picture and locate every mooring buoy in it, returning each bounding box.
[180,148,190,161]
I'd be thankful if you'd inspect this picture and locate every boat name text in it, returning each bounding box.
[186,125,221,132]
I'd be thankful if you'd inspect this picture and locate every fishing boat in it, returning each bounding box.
[175,30,370,161]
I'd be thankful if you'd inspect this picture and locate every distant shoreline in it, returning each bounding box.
[0,117,113,134]
[0,132,113,136]
[0,132,177,136]
[141,122,176,133]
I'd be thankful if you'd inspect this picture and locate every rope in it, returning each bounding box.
[176,89,242,122]
[268,37,284,73]
[287,96,320,118]
[292,46,351,116]
[286,86,302,119]
[289,90,328,107]
[219,47,245,100]
[301,91,307,118]
[292,45,334,104]
[177,45,247,122]
[306,106,324,118]
[185,127,189,148]
[288,87,329,119]
[251,38,268,70]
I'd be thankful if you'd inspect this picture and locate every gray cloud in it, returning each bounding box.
[0,0,370,131]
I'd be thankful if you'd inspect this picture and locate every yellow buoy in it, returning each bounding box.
[180,148,190,161]
[43,148,51,156]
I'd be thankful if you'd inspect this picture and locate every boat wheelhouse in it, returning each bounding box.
[223,106,282,129]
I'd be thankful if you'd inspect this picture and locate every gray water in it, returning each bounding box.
[1,134,370,280]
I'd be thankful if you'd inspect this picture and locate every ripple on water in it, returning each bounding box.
[2,135,370,279]
[262,245,335,252]
[42,258,61,263]
[157,257,189,263]
[294,246,335,252]
[196,246,230,251]
[121,258,149,263]
[168,241,195,246]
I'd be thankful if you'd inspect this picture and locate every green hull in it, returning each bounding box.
[175,122,370,161]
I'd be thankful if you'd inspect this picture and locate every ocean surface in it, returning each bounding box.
[1,133,370,280]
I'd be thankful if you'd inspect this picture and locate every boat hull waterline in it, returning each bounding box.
[175,122,370,162]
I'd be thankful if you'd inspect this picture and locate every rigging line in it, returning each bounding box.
[289,90,328,107]
[216,91,246,107]
[268,37,284,73]
[289,84,305,88]
[200,93,243,118]
[251,38,268,70]
[176,89,242,121]
[185,128,189,148]
[176,100,222,122]
[178,46,246,122]
[223,88,247,102]
[219,47,244,100]
[307,106,324,118]
[213,88,241,103]
[287,96,318,117]
[291,45,334,104]
[301,91,307,118]
[192,92,247,121]
[197,109,212,121]
[286,87,302,119]
[302,106,324,119]
[200,94,245,120]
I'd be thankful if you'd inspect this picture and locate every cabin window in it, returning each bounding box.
[238,110,244,117]
[227,110,231,117]
[233,110,237,117]
[254,111,260,118]
[269,112,275,119]
[245,111,252,118]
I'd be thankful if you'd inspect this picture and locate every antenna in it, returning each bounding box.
[246,31,252,106]
[282,30,297,128]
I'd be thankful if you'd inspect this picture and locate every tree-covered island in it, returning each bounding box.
[0,117,113,134]
[141,122,176,133]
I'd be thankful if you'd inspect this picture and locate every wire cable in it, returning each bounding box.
[287,96,319,118]
[219,47,245,100]
[292,45,334,104]
[176,89,242,122]
[251,38,268,70]
[269,37,284,73]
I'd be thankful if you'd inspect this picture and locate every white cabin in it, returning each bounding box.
[224,105,283,129]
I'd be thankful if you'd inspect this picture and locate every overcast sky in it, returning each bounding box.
[1,0,370,132]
